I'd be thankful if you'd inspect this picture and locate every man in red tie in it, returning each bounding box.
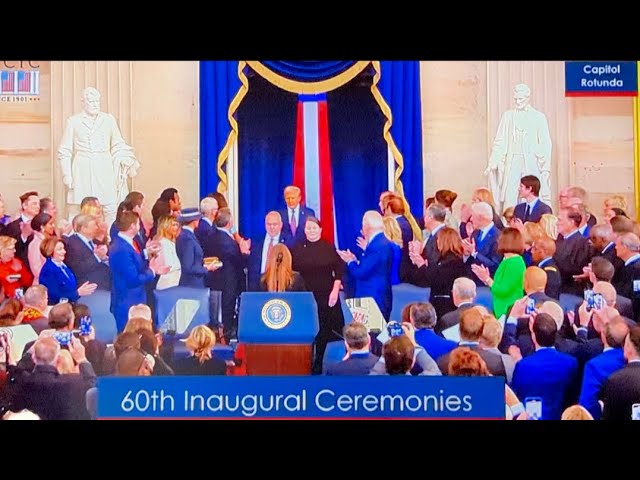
[279,185,316,249]
[247,211,291,291]
[109,211,168,332]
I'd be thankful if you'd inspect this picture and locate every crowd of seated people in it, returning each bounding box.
[0,174,640,420]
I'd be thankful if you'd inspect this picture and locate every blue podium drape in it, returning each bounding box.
[199,61,241,198]
[378,61,424,223]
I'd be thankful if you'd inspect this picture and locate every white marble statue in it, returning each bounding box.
[57,87,140,227]
[485,83,552,212]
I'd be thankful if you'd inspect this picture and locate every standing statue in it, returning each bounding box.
[58,87,140,227]
[485,83,552,212]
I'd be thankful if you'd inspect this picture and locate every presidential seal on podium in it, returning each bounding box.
[261,299,292,330]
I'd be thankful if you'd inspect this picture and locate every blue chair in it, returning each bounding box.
[390,283,430,321]
[559,293,583,314]
[154,286,219,339]
[475,286,494,313]
[79,290,117,344]
[322,341,347,373]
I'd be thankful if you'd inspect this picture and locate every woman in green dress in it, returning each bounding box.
[471,227,526,319]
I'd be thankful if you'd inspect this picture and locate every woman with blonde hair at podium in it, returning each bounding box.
[260,244,306,292]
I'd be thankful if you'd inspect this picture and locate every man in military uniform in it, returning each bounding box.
[531,235,561,300]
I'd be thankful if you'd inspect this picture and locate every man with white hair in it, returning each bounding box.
[614,232,640,320]
[58,87,140,226]
[485,83,552,211]
[248,211,290,291]
[437,277,477,335]
[337,211,394,321]
[195,196,219,246]
[5,336,96,420]
[462,202,502,281]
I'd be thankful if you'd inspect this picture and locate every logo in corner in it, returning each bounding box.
[261,299,292,330]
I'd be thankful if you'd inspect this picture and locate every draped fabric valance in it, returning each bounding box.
[200,60,424,239]
[246,61,371,94]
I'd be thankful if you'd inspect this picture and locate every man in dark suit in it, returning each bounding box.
[64,214,111,290]
[18,302,107,376]
[109,211,167,332]
[403,204,446,286]
[5,335,96,420]
[279,185,315,248]
[436,307,506,377]
[109,192,148,252]
[338,211,394,321]
[411,302,457,364]
[176,208,219,288]
[554,208,591,296]
[560,186,598,229]
[602,325,640,421]
[590,223,620,268]
[579,316,628,419]
[194,197,218,247]
[531,235,561,300]
[4,191,40,271]
[437,277,476,335]
[463,202,502,282]
[325,322,379,375]
[613,233,640,320]
[248,211,290,291]
[150,188,182,238]
[204,207,250,340]
[513,175,552,223]
[614,233,640,308]
[511,313,579,420]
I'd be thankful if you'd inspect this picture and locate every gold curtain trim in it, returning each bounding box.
[635,61,640,221]
[216,61,249,194]
[369,61,423,241]
[246,61,371,94]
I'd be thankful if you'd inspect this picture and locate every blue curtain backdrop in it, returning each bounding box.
[236,73,298,242]
[199,61,423,239]
[378,61,424,220]
[199,61,241,197]
[327,79,387,250]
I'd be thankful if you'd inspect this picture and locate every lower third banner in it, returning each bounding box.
[96,376,505,419]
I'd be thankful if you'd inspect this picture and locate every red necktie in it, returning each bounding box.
[290,210,297,235]
[133,241,141,254]
[266,237,275,263]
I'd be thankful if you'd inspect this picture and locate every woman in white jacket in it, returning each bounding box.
[154,215,182,290]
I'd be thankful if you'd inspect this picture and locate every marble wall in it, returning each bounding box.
[0,61,635,222]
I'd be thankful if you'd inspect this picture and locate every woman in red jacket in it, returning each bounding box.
[0,236,33,298]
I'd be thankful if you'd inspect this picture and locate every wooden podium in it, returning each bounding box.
[245,345,313,375]
[238,292,319,376]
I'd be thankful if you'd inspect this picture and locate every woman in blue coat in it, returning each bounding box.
[39,236,97,304]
